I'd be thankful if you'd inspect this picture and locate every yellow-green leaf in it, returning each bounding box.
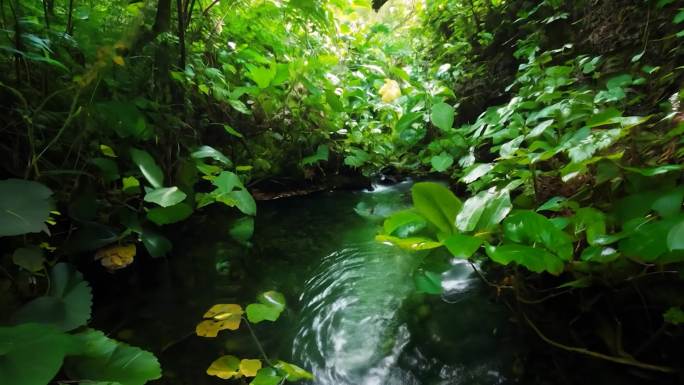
[239,359,262,377]
[207,355,240,379]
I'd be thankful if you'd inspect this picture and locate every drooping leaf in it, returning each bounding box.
[191,146,232,167]
[143,187,187,207]
[13,263,92,331]
[12,246,45,272]
[0,323,80,385]
[0,179,54,237]
[442,234,483,259]
[411,182,461,234]
[140,230,172,257]
[273,361,314,381]
[130,149,164,188]
[65,329,161,385]
[430,102,455,131]
[485,244,564,275]
[375,234,442,251]
[146,203,193,225]
[382,209,427,238]
[414,270,443,294]
[664,307,684,325]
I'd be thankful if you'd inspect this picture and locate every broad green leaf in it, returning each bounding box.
[0,179,54,237]
[130,149,164,188]
[623,164,683,176]
[140,230,172,257]
[97,102,151,140]
[0,323,80,385]
[246,291,286,323]
[414,270,442,294]
[146,203,193,225]
[477,189,512,230]
[301,144,329,166]
[460,163,494,184]
[411,182,461,234]
[229,189,257,216]
[580,246,619,263]
[273,360,314,381]
[485,244,564,275]
[13,263,92,331]
[250,368,283,385]
[667,219,684,251]
[456,188,511,232]
[191,146,232,167]
[431,102,455,131]
[537,196,566,212]
[527,119,554,138]
[664,307,684,325]
[122,176,141,194]
[12,246,44,272]
[619,216,684,261]
[143,187,187,207]
[65,329,161,385]
[652,187,684,218]
[230,216,255,244]
[382,209,427,237]
[89,158,120,183]
[431,152,454,172]
[442,234,483,259]
[503,211,573,260]
[573,208,606,245]
[246,63,276,89]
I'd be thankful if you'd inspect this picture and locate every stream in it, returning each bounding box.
[91,181,520,385]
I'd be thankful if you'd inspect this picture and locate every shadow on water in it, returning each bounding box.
[90,181,521,385]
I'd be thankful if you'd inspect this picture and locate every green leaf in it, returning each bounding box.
[456,188,512,232]
[122,176,141,194]
[0,323,80,385]
[623,164,683,176]
[89,158,120,183]
[663,307,684,325]
[580,246,619,263]
[143,187,187,207]
[527,119,554,138]
[382,209,427,238]
[301,144,329,166]
[100,144,117,158]
[652,187,684,218]
[250,368,283,385]
[97,102,151,140]
[485,244,564,275]
[460,163,494,184]
[667,219,684,251]
[619,216,683,261]
[246,63,276,89]
[140,230,172,257]
[224,124,244,138]
[130,149,164,188]
[246,291,286,323]
[146,203,193,225]
[230,216,255,244]
[229,189,257,216]
[12,246,44,272]
[13,263,92,331]
[431,152,454,172]
[573,208,606,245]
[411,182,461,234]
[442,233,483,259]
[273,360,314,381]
[65,329,161,385]
[0,179,54,237]
[430,102,455,131]
[375,234,442,250]
[414,270,442,294]
[191,146,232,167]
[503,211,573,260]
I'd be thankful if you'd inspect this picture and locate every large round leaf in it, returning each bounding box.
[430,102,454,131]
[0,323,80,385]
[13,263,92,331]
[0,179,54,237]
[65,329,161,385]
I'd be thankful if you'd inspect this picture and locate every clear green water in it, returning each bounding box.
[92,181,519,385]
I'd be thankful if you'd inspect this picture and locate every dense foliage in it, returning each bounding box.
[1,0,683,384]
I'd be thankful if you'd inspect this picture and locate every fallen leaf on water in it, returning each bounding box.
[95,244,135,270]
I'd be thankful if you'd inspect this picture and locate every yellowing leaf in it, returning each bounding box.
[379,78,401,103]
[207,355,240,379]
[239,359,261,377]
[94,244,135,270]
[196,304,244,337]
[113,55,125,66]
